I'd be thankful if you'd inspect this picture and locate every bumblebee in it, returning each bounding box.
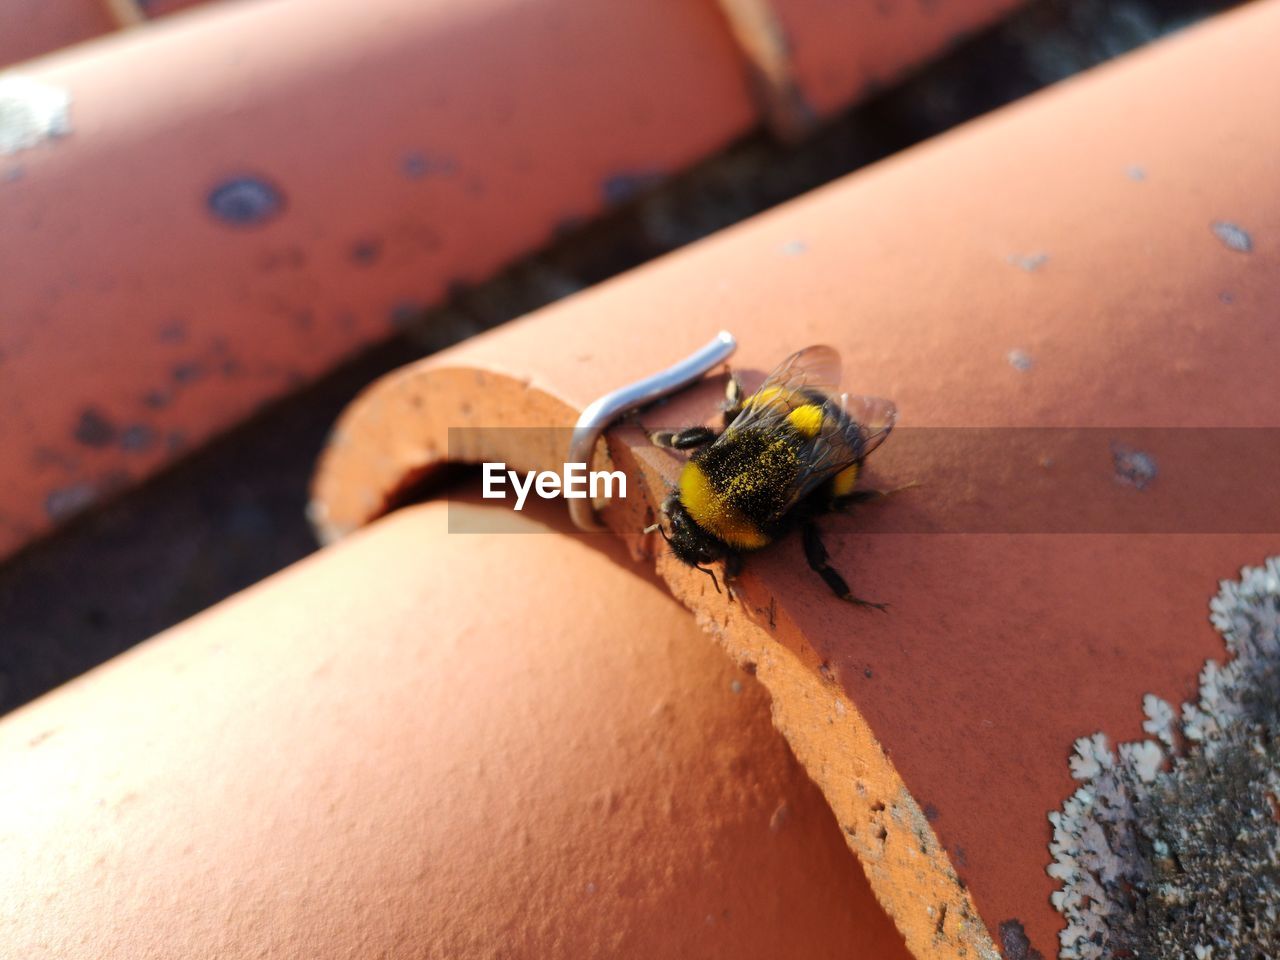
[649,345,896,609]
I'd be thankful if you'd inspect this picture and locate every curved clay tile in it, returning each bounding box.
[0,497,911,959]
[0,0,1025,560]
[311,4,1280,955]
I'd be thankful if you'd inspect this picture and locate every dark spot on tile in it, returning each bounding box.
[1211,220,1252,253]
[602,171,664,206]
[401,151,455,179]
[166,431,187,452]
[1007,348,1033,371]
[350,238,382,265]
[293,309,315,331]
[32,446,76,470]
[781,239,808,255]
[1219,291,1235,305]
[256,246,307,272]
[158,318,187,345]
[923,803,940,822]
[1112,443,1157,490]
[207,175,285,227]
[2,165,25,183]
[172,362,206,385]
[402,151,428,179]
[220,358,243,377]
[120,424,156,453]
[953,845,968,868]
[142,388,171,410]
[388,300,425,329]
[26,727,58,748]
[998,919,1045,960]
[1125,165,1147,182]
[864,668,873,679]
[1007,252,1048,272]
[74,408,117,448]
[45,482,96,521]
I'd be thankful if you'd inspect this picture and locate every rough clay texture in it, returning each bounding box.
[311,4,1280,954]
[653,512,1004,960]
[1050,558,1280,960]
[0,498,910,959]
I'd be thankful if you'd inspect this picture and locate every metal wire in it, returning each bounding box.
[568,331,737,531]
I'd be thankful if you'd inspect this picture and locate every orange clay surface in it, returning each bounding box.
[0,0,116,69]
[312,4,1280,955]
[0,0,752,559]
[0,0,1023,562]
[0,496,911,959]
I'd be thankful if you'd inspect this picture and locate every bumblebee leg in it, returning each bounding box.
[723,552,743,602]
[695,563,722,594]
[801,522,887,611]
[842,480,921,505]
[724,552,743,580]
[722,374,746,428]
[650,426,718,450]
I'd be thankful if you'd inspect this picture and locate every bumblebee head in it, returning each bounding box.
[660,496,726,568]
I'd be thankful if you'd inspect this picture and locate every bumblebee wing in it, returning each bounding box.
[723,345,896,516]
[725,345,843,434]
[836,392,897,458]
[781,392,897,509]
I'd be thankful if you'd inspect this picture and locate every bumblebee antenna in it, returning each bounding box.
[643,521,673,544]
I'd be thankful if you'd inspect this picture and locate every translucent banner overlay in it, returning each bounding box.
[446,427,1280,535]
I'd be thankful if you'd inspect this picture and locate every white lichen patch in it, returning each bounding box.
[1049,557,1280,959]
[0,75,72,155]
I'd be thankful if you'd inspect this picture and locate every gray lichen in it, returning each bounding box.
[1048,558,1280,959]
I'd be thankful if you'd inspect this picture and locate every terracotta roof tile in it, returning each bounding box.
[0,498,911,958]
[312,4,1280,953]
[0,0,1024,560]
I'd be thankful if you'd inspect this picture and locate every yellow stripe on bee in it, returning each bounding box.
[785,403,824,438]
[678,462,769,550]
[831,462,860,498]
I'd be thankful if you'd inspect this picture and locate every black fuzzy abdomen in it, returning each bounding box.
[690,427,803,534]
